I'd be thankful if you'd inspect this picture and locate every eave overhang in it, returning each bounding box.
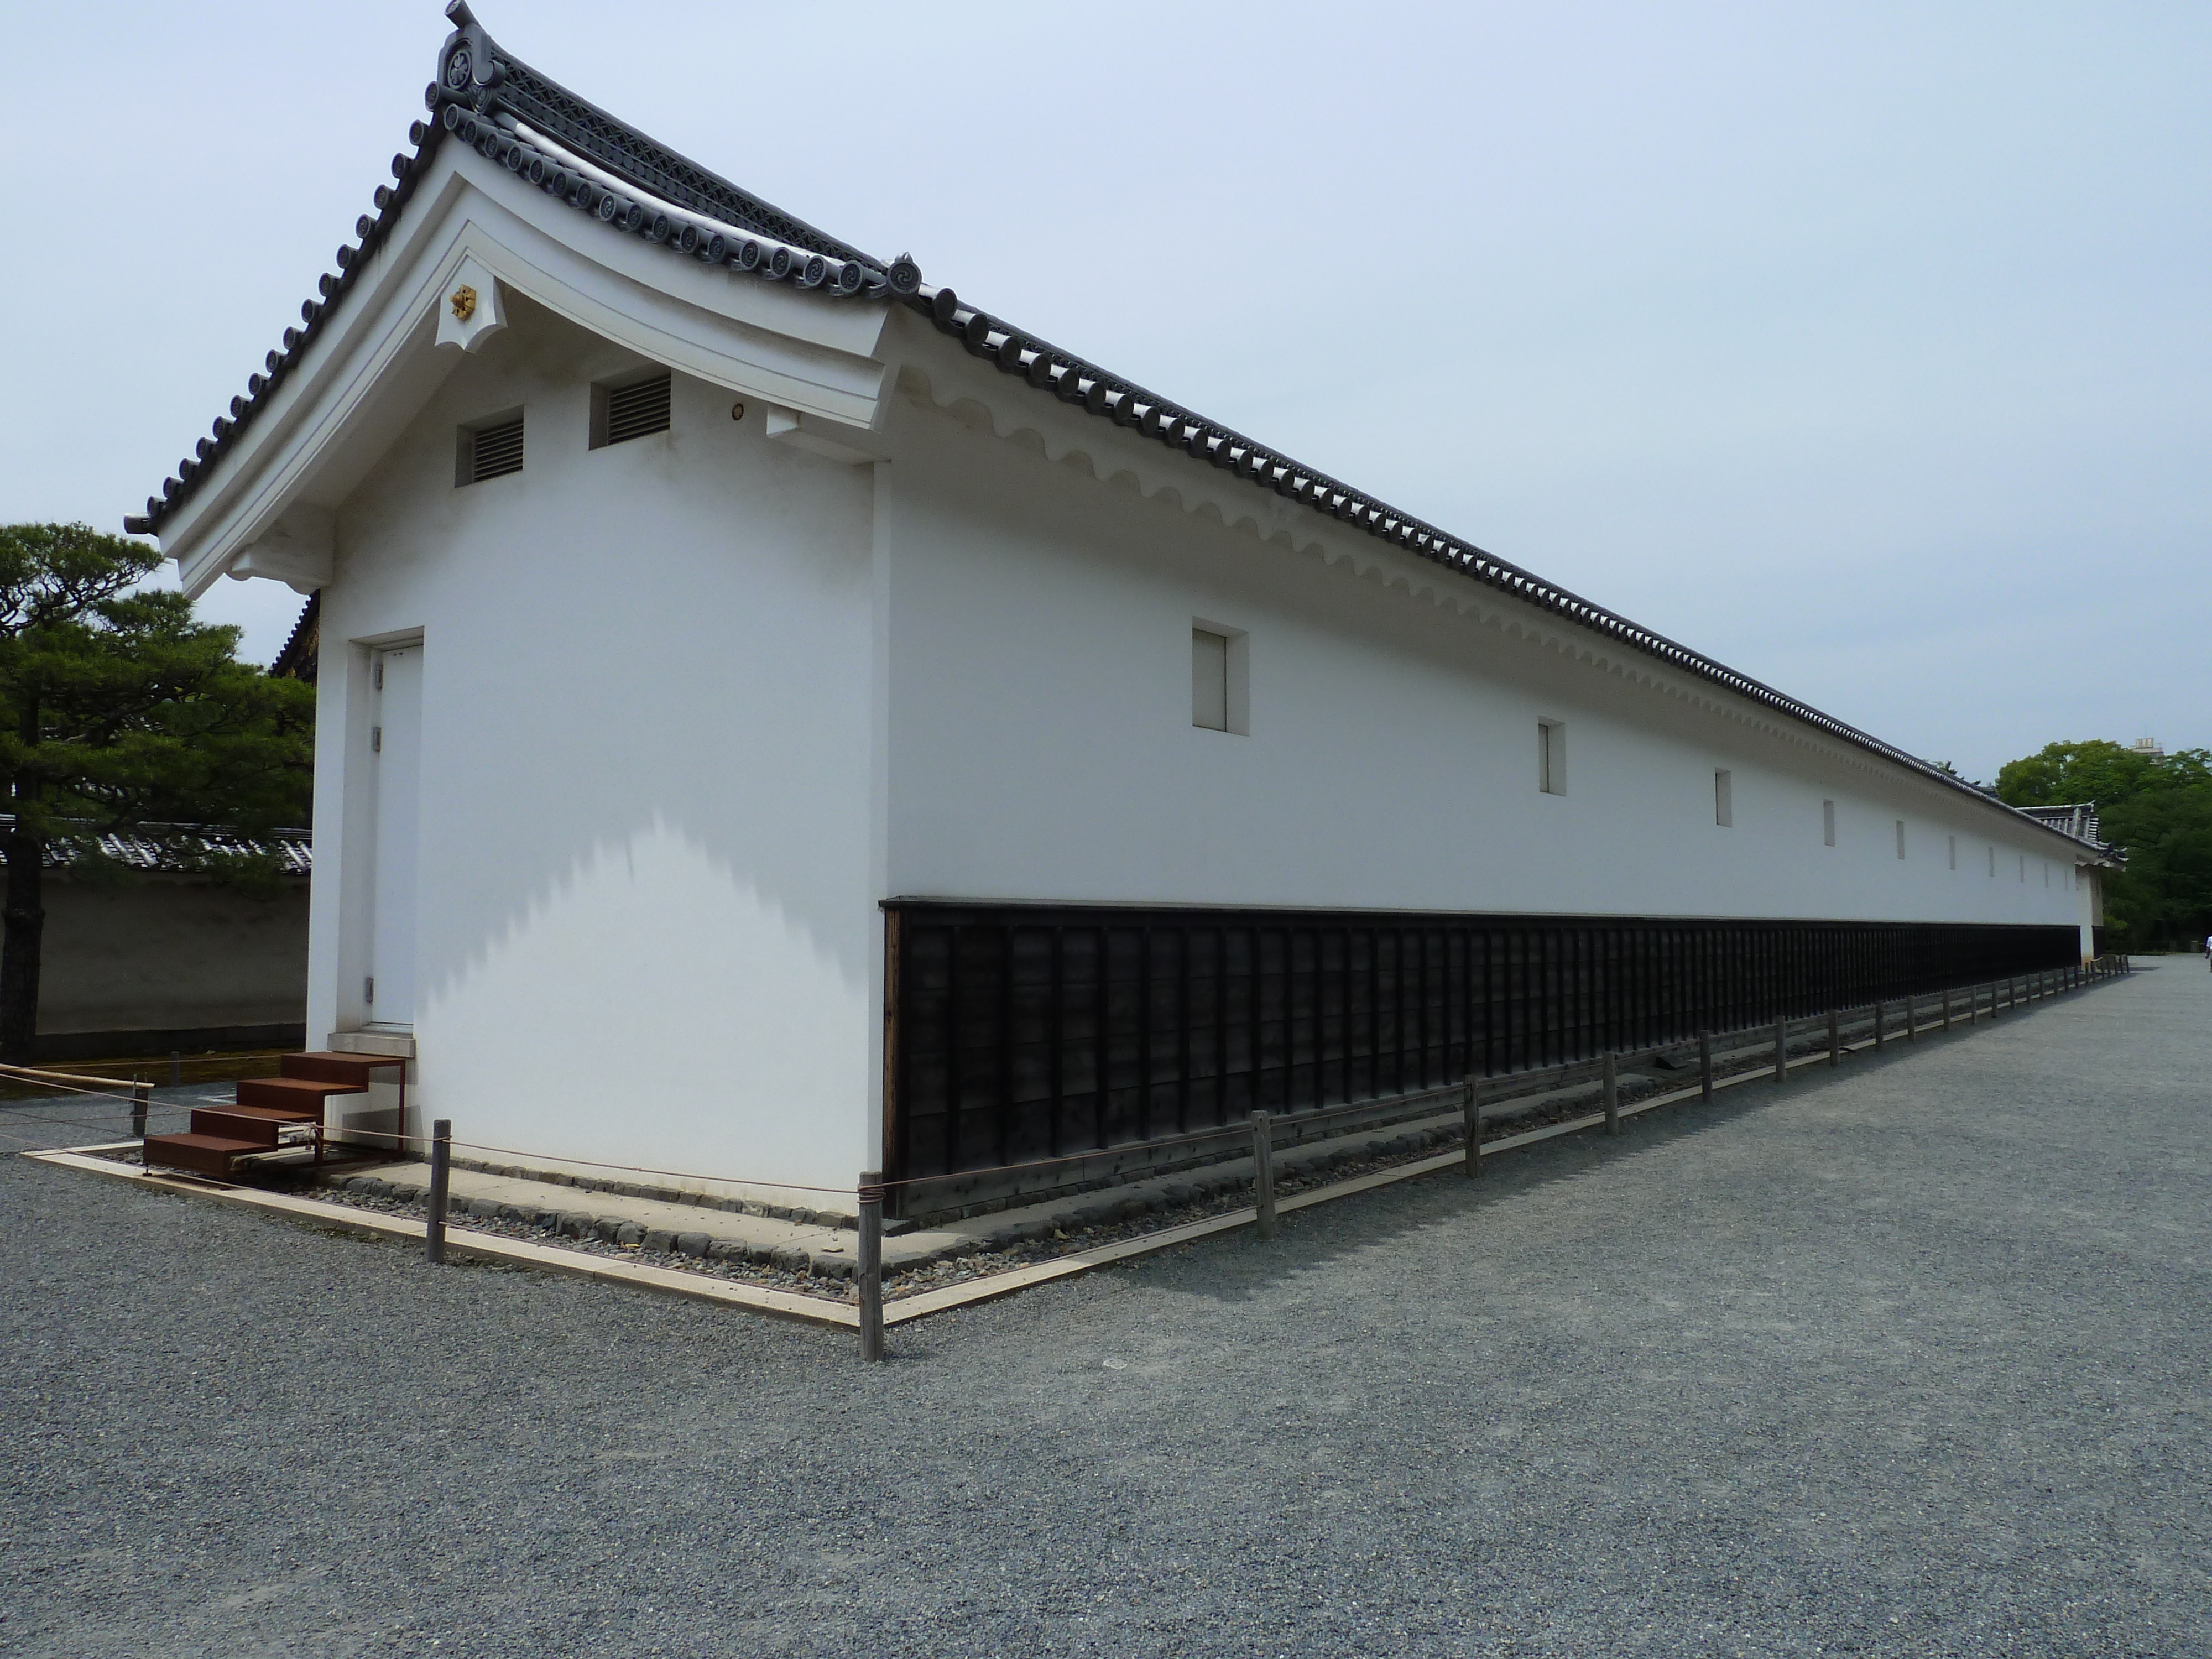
[152,143,895,598]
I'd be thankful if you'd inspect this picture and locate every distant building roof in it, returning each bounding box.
[270,593,319,684]
[2015,803,2119,862]
[0,817,311,876]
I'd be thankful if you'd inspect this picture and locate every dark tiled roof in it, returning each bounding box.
[128,3,2090,837]
[126,3,919,542]
[0,818,311,877]
[2017,803,2110,852]
[270,593,320,684]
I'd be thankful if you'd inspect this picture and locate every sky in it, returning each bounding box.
[2,1,2203,784]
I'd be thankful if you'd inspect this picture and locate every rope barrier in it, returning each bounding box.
[0,1072,153,1109]
[0,1061,150,1093]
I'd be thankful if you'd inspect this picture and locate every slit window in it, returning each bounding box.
[1538,721,1566,796]
[1714,769,1733,827]
[457,411,524,485]
[1948,834,1957,870]
[1190,622,1246,733]
[1823,800,1835,847]
[1895,820,1907,859]
[592,371,672,448]
[1192,628,1229,731]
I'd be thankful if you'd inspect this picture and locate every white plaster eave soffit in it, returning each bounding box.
[164,148,896,598]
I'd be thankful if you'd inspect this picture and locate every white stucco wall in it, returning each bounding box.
[877,336,2086,935]
[306,295,878,1193]
[284,240,2093,1199]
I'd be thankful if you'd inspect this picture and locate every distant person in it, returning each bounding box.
[2205,933,2211,969]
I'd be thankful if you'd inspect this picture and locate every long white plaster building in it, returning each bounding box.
[130,6,2109,1214]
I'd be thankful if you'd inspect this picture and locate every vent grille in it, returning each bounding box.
[604,374,671,445]
[469,416,525,482]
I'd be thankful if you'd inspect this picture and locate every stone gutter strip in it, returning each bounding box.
[19,999,1967,1332]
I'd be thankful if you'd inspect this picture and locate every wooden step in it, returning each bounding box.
[237,1077,364,1113]
[281,1051,406,1088]
[189,1107,315,1146]
[142,1133,263,1180]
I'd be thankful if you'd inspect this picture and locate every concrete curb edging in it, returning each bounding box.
[18,1146,860,1328]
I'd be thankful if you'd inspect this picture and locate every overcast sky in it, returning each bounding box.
[3,2,2203,782]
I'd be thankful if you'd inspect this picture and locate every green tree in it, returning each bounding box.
[1996,738,2212,950]
[1996,739,2212,811]
[0,524,314,1064]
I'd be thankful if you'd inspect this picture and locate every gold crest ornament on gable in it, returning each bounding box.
[450,285,478,322]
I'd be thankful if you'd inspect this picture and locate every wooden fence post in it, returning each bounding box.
[1772,1019,1787,1084]
[1463,1078,1482,1178]
[1603,1052,1619,1135]
[858,1170,885,1363]
[1827,1010,1840,1066]
[1905,994,1917,1041]
[426,1119,452,1265]
[1873,1001,1885,1052]
[1699,1032,1713,1100]
[1253,1111,1277,1241]
[130,1080,150,1142]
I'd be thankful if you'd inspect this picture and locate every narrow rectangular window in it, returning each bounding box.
[1714,770,1733,827]
[592,370,672,448]
[1538,720,1566,795]
[1822,800,1835,847]
[1988,846,1996,877]
[1895,820,1906,859]
[1948,834,1957,870]
[1191,628,1229,731]
[456,411,525,486]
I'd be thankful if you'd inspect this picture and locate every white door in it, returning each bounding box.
[367,645,422,1027]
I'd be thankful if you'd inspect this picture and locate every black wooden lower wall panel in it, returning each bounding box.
[884,902,2078,1187]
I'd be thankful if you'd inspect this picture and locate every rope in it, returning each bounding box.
[0,1061,148,1092]
[0,1073,158,1109]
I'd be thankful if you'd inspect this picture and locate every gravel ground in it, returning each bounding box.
[1,967,2204,1658]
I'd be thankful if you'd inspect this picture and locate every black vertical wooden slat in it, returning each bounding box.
[997,927,1014,1166]
[1047,926,1065,1157]
[1093,925,1109,1153]
[1339,925,1354,1102]
[1366,928,1381,1099]
[1443,928,1457,1084]
[1221,929,1239,1124]
[1176,928,1192,1134]
[1394,930,1408,1095]
[1136,927,1153,1143]
[945,924,964,1176]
